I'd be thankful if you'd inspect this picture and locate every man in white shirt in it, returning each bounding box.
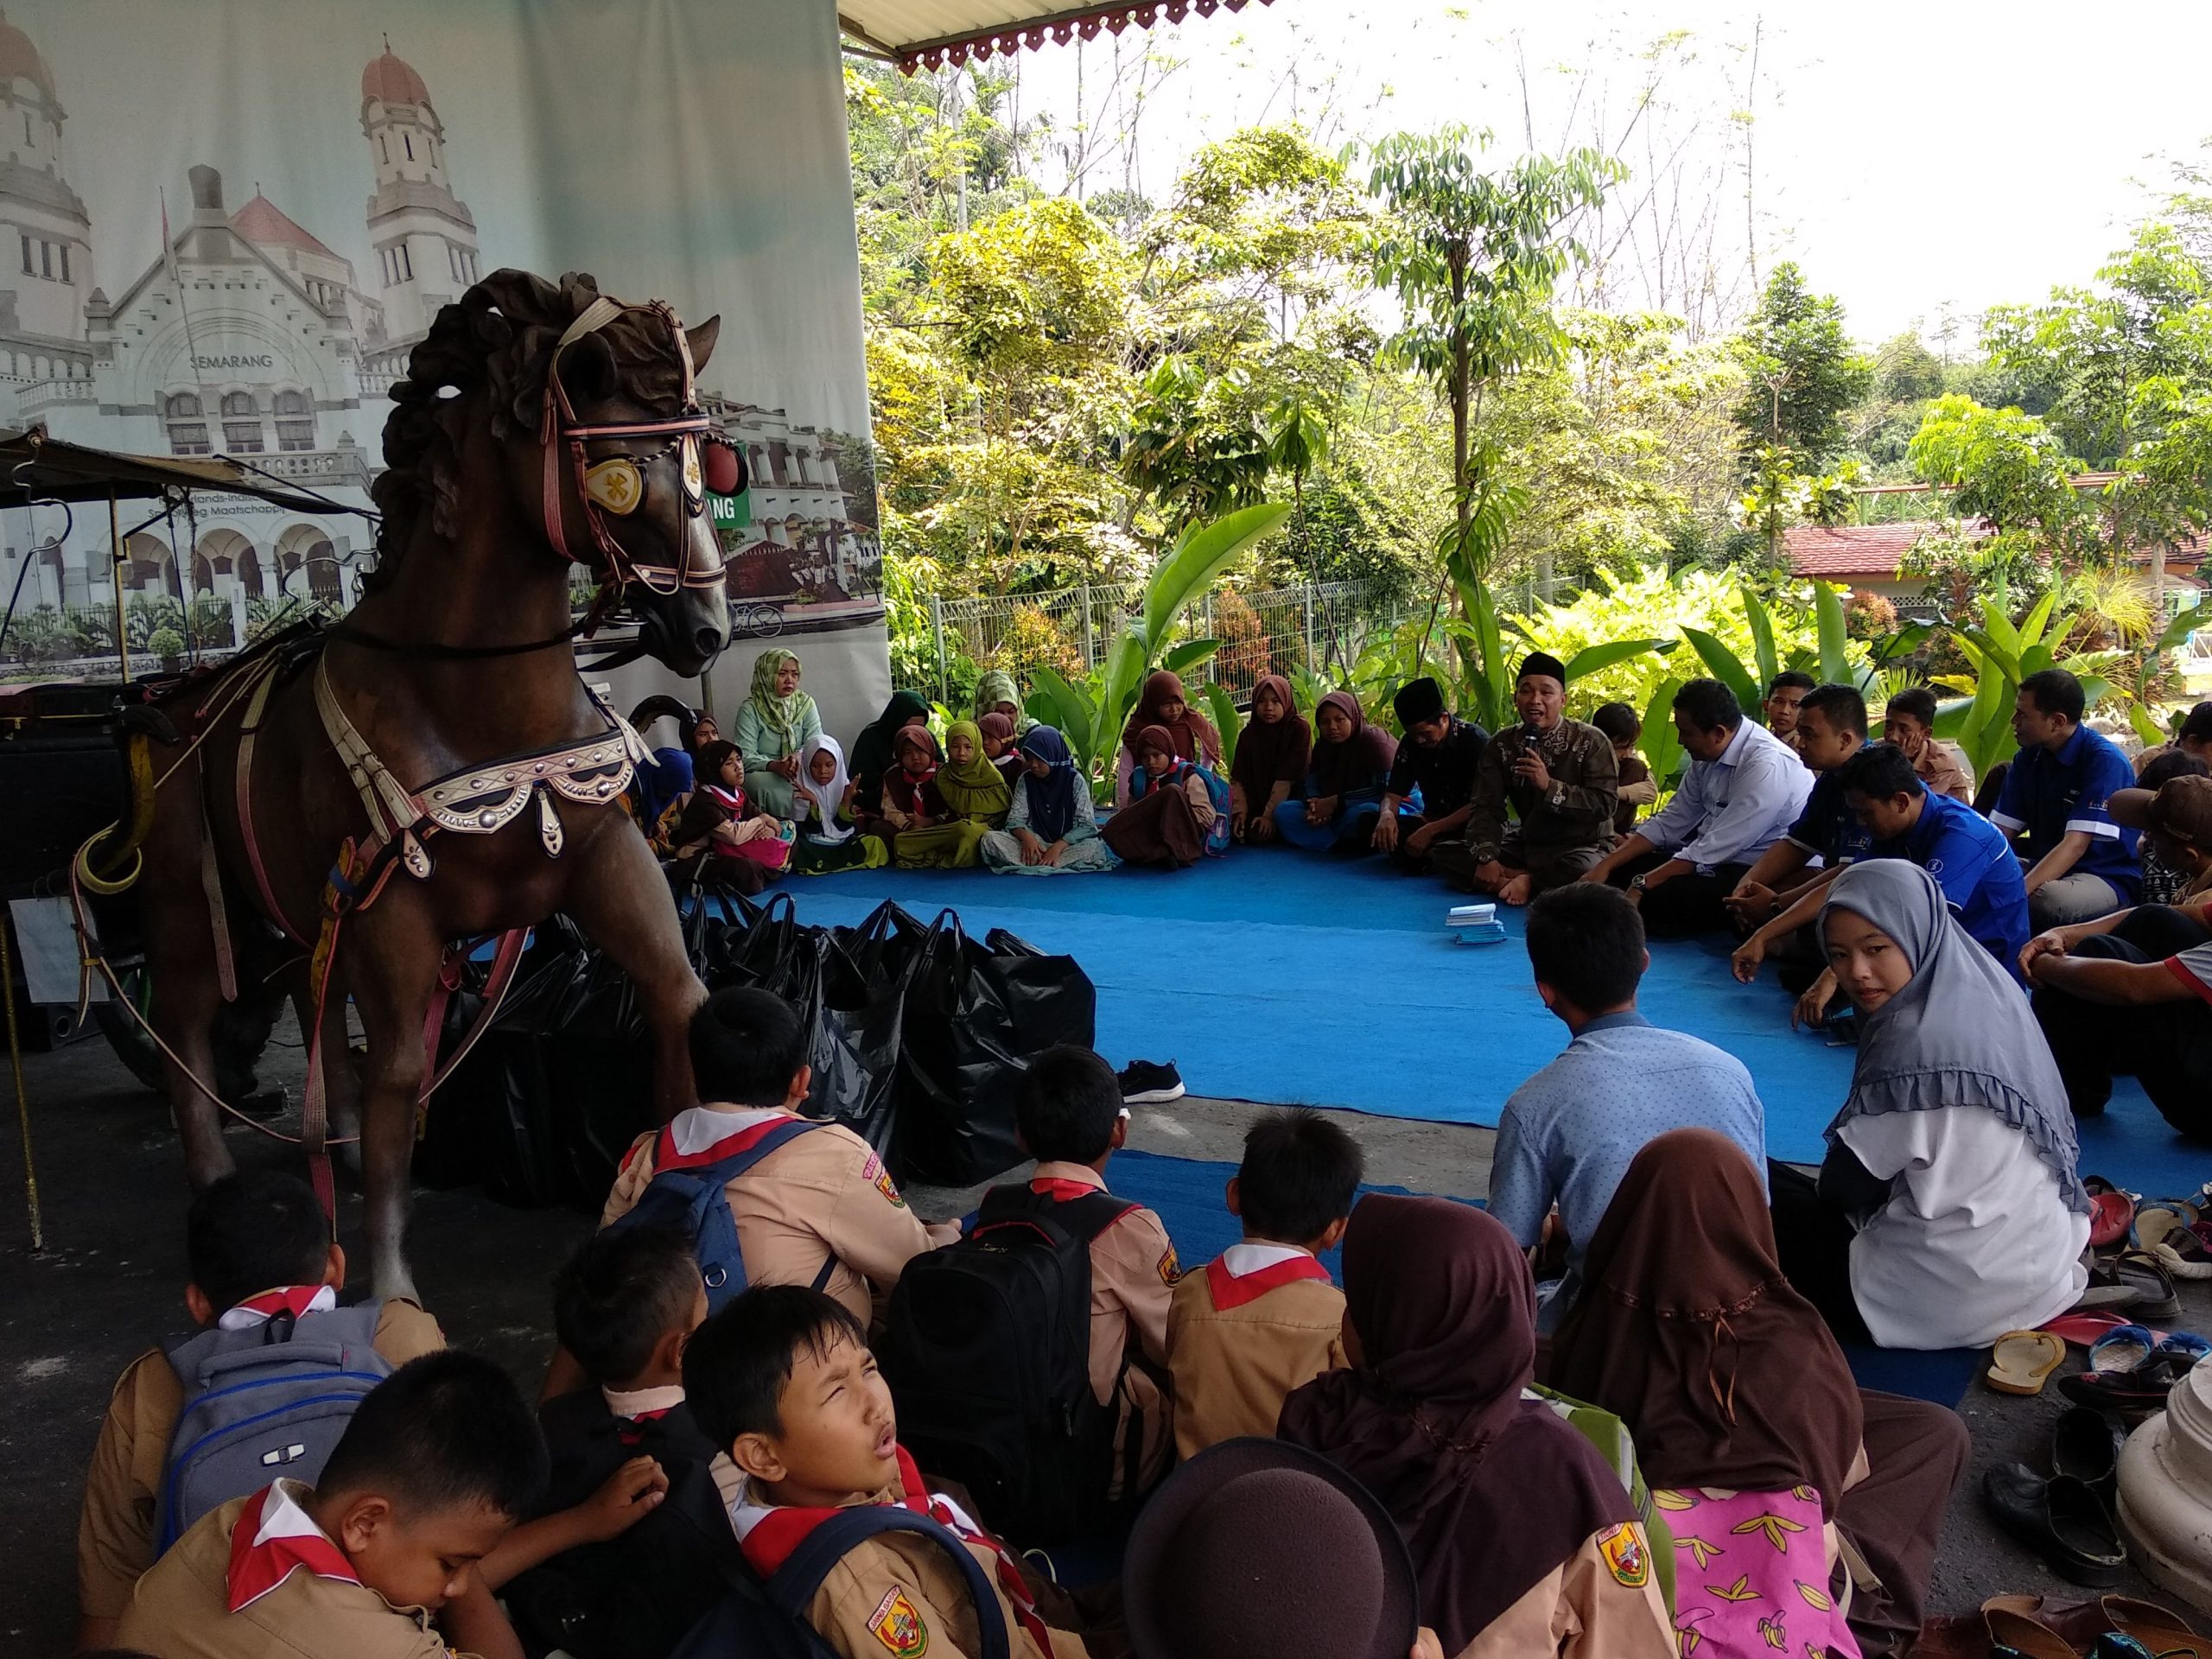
[1581,677,1813,937]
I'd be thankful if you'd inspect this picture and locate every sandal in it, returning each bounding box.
[2146,1217,2212,1281]
[2042,1309,2164,1348]
[1986,1605,2075,1659]
[2100,1594,2209,1656]
[2075,1251,2183,1323]
[2058,1347,2202,1414]
[2087,1176,2139,1251]
[2088,1324,2158,1374]
[1987,1329,2068,1396]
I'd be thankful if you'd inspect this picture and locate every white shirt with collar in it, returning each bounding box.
[1639,718,1812,873]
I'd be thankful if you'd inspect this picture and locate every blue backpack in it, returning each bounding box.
[605,1117,830,1311]
[670,1504,1010,1659]
[156,1300,392,1554]
[1138,760,1233,855]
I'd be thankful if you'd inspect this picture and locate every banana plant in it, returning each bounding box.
[1026,503,1288,790]
[1932,591,2126,781]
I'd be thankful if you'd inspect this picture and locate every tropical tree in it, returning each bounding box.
[1364,127,1620,593]
[1731,262,1873,470]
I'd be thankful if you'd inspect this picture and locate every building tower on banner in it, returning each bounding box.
[360,41,478,346]
[0,7,92,395]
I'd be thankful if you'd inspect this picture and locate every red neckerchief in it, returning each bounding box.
[1030,1175,1103,1203]
[740,1446,1051,1651]
[1205,1252,1332,1311]
[1135,760,1191,799]
[225,1286,334,1325]
[702,780,747,814]
[645,1110,798,1175]
[226,1482,361,1611]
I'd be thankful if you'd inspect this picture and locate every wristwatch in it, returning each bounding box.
[1628,874,1648,892]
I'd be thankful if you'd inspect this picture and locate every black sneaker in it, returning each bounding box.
[1118,1058,1185,1104]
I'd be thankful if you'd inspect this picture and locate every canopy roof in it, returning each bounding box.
[839,0,1268,73]
[0,425,359,515]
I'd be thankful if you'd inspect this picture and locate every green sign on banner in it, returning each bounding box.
[709,490,751,530]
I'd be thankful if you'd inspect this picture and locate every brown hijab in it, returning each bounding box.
[1548,1129,1864,1516]
[1277,1197,1633,1652]
[1306,689,1398,798]
[1231,673,1312,801]
[1122,670,1222,766]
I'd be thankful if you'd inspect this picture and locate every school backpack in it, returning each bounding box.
[155,1300,392,1554]
[1137,760,1233,855]
[876,1184,1135,1547]
[604,1117,829,1312]
[505,1391,741,1659]
[670,1504,1010,1659]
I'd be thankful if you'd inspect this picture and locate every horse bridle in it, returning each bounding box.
[539,295,739,600]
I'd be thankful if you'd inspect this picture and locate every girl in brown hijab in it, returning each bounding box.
[1230,673,1310,843]
[1273,689,1398,852]
[1103,722,1223,869]
[1121,671,1223,772]
[1549,1129,1967,1657]
[1278,1197,1674,1659]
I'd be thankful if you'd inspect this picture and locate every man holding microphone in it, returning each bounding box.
[1434,651,1622,904]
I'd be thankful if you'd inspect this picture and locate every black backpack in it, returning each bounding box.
[669,1505,1009,1659]
[504,1392,740,1659]
[876,1185,1135,1547]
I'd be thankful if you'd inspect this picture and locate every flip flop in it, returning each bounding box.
[1987,1328,2068,1396]
[2087,1177,2139,1251]
[2100,1595,2209,1656]
[2157,1332,2212,1363]
[2042,1309,2164,1348]
[2088,1324,2157,1374]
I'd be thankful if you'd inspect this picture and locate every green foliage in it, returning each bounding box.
[146,626,185,659]
[1906,395,2087,541]
[1731,262,1874,468]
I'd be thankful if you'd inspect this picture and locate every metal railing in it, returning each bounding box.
[922,577,1422,702]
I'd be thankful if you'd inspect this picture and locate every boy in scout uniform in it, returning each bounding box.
[1007,1044,1179,1500]
[116,1351,545,1659]
[601,987,949,1328]
[76,1170,444,1650]
[688,1284,1089,1659]
[1167,1109,1360,1457]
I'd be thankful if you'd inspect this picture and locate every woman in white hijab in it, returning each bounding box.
[788,734,885,873]
[1769,860,2091,1349]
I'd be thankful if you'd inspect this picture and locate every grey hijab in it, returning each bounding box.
[1820,860,2089,1215]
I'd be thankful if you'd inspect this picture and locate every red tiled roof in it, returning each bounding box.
[361,49,429,107]
[230,192,339,260]
[1783,522,1960,580]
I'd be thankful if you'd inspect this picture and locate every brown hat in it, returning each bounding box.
[2110,775,2212,851]
[1123,1438,1419,1659]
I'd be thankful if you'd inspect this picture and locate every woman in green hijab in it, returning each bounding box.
[973,668,1032,734]
[729,646,823,818]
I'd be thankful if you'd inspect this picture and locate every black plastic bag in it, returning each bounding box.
[418,917,657,1210]
[893,907,1096,1188]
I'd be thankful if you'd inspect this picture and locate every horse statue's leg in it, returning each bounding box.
[338,887,448,1300]
[138,755,237,1188]
[566,824,706,1124]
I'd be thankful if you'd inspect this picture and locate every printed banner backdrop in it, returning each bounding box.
[0,0,892,736]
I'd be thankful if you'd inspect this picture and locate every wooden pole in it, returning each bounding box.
[108,484,128,683]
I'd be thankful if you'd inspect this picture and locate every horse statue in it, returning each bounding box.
[105,269,731,1298]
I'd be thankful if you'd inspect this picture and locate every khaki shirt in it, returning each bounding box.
[115,1488,458,1659]
[1457,1524,1675,1659]
[1029,1161,1177,1496]
[79,1297,443,1621]
[1916,739,1975,804]
[1166,1248,1345,1459]
[1465,720,1620,865]
[805,1521,1087,1659]
[601,1108,936,1326]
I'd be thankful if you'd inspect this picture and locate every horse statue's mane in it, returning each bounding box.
[366,268,699,589]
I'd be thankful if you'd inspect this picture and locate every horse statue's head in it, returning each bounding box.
[372,269,733,675]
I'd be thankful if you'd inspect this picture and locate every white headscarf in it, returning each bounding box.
[793,734,853,842]
[1820,860,2088,1215]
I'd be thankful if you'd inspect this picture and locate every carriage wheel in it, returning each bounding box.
[92,963,281,1103]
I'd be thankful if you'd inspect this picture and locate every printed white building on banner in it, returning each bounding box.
[0,20,878,654]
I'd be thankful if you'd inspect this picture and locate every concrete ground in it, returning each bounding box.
[1,1019,2203,1655]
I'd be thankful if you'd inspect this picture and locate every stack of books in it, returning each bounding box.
[1446,902,1507,945]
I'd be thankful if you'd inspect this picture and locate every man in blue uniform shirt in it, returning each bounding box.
[1993,668,2141,926]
